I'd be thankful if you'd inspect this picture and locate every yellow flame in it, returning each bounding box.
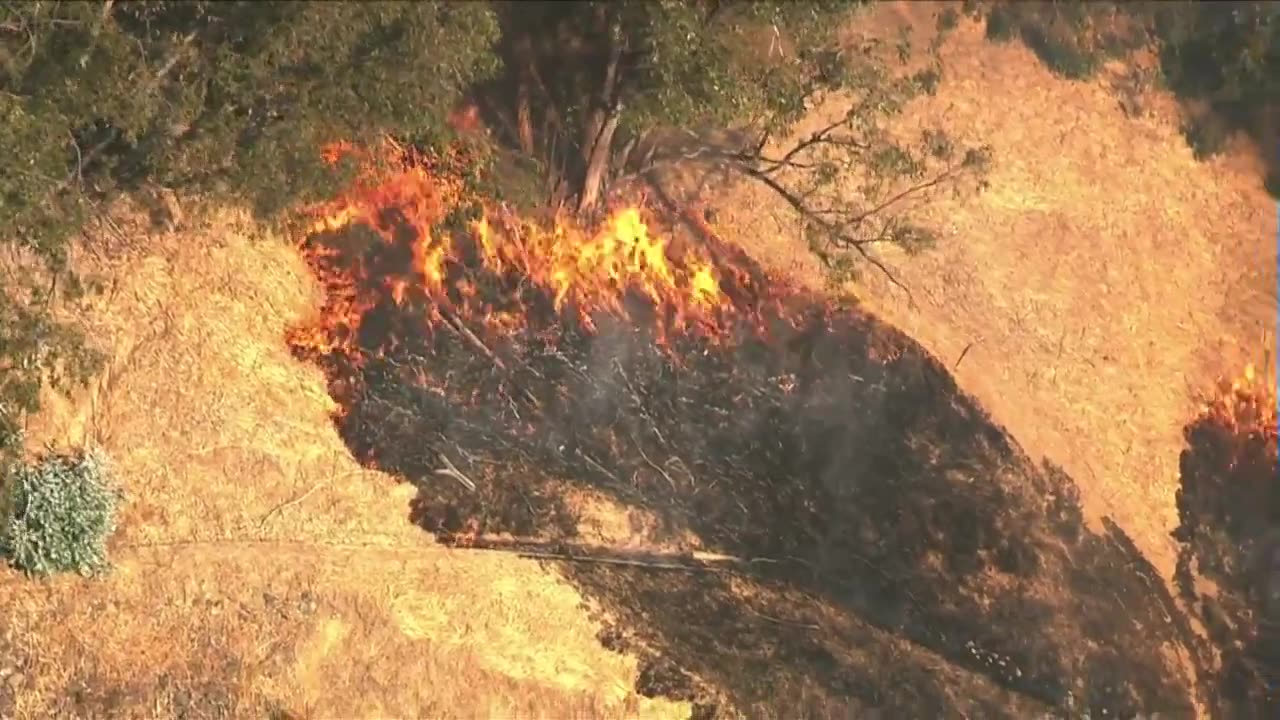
[289,138,765,368]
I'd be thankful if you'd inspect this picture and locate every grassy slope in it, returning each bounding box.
[3,3,1276,717]
[0,209,685,719]
[706,3,1276,585]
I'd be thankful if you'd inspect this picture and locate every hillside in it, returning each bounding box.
[1,211,685,719]
[1,4,1277,719]
[704,3,1277,586]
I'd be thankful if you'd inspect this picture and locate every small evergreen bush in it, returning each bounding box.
[0,449,121,576]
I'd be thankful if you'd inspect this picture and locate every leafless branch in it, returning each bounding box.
[440,534,776,574]
[437,305,542,409]
[434,452,478,492]
[953,339,979,370]
[634,437,678,492]
[258,469,371,526]
[733,162,916,303]
[755,115,870,174]
[849,163,966,225]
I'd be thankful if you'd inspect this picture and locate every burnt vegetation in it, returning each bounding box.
[1175,386,1280,717]
[291,203,1219,717]
[3,1,1279,717]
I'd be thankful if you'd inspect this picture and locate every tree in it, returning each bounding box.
[0,0,501,455]
[1150,1,1279,167]
[974,1,1279,173]
[481,0,989,286]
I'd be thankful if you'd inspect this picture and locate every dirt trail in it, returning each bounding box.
[3,211,684,719]
[708,6,1277,585]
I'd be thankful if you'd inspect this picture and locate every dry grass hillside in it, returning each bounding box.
[0,211,686,719]
[705,3,1276,585]
[1,3,1276,718]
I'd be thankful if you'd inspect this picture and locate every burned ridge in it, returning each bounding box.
[291,213,1216,717]
[1175,388,1280,718]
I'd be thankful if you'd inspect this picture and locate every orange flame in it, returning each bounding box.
[288,138,773,367]
[1199,362,1279,446]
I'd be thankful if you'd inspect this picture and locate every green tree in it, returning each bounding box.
[1151,1,1279,166]
[973,1,1279,175]
[0,0,500,453]
[483,0,989,285]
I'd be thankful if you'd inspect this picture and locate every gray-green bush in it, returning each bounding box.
[0,449,121,576]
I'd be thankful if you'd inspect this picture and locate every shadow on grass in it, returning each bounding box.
[293,217,1210,718]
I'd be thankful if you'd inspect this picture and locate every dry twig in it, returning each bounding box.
[258,469,370,526]
[443,535,767,574]
[434,452,478,492]
[438,306,542,408]
[953,339,980,370]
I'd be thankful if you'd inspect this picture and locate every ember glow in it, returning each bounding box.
[1199,362,1279,446]
[287,138,782,368]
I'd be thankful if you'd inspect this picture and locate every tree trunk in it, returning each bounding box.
[514,35,537,156]
[576,108,621,213]
[516,81,535,156]
[575,17,624,214]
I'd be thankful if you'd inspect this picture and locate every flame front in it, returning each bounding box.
[1199,362,1279,446]
[288,139,776,370]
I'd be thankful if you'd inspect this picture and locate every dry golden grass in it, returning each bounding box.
[2,209,685,719]
[4,5,1275,716]
[706,2,1276,586]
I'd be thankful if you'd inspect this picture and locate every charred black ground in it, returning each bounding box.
[1175,401,1280,717]
[288,214,1251,718]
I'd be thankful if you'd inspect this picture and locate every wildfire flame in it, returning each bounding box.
[1198,362,1279,447]
[288,138,783,367]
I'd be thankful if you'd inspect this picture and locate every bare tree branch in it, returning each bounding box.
[733,162,916,303]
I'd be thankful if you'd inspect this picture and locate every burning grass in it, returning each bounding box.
[1,206,677,719]
[285,143,1221,715]
[291,139,794,361]
[1174,363,1280,715]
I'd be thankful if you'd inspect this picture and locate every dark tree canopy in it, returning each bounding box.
[977,0,1280,178]
[2,0,500,263]
[0,0,500,454]
[484,0,989,287]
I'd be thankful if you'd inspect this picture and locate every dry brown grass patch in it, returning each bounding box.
[3,208,684,719]
[699,3,1276,589]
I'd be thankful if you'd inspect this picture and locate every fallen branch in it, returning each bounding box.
[434,452,478,492]
[440,534,776,574]
[258,468,373,526]
[953,339,979,370]
[634,436,678,492]
[439,306,504,369]
[437,305,542,409]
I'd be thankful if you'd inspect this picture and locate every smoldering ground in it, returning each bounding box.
[286,214,1231,717]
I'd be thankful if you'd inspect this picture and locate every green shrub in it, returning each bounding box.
[984,5,1016,42]
[937,7,959,32]
[1019,23,1098,80]
[0,449,121,576]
